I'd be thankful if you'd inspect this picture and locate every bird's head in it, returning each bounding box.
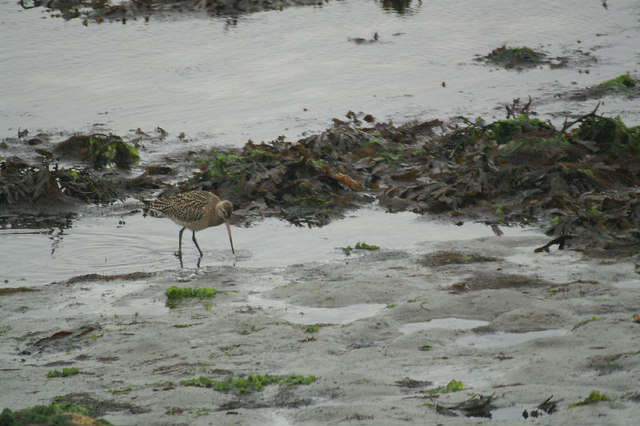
[216,200,235,255]
[216,200,233,221]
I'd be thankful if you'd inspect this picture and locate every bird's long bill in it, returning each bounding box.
[225,221,235,255]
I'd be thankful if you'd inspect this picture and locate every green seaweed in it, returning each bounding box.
[107,385,137,394]
[341,242,379,255]
[88,135,139,169]
[600,73,636,89]
[165,285,220,300]
[179,374,316,394]
[573,115,640,155]
[355,242,380,250]
[0,398,110,426]
[568,390,611,407]
[196,152,242,179]
[500,134,571,155]
[489,115,553,145]
[165,285,221,308]
[305,326,319,333]
[572,315,602,331]
[46,368,81,378]
[426,379,463,394]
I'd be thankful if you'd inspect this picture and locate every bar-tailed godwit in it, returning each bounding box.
[143,190,235,257]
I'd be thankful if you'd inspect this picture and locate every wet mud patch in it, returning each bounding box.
[394,377,433,389]
[430,393,496,418]
[178,373,316,411]
[448,272,554,294]
[484,306,573,333]
[20,323,102,355]
[585,351,640,376]
[0,287,40,296]
[265,256,413,308]
[63,271,153,285]
[54,392,149,416]
[419,250,500,267]
[545,279,612,299]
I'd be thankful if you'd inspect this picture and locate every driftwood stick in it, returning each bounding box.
[560,102,601,133]
[534,235,575,253]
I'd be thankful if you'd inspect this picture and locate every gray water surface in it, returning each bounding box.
[0,205,539,285]
[2,0,639,146]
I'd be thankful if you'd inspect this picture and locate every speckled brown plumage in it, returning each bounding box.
[143,190,235,257]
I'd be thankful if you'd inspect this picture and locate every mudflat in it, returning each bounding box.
[1,223,639,424]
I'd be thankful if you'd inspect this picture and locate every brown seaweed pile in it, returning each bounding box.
[2,104,640,255]
[174,105,640,254]
[474,45,597,71]
[21,0,328,23]
[0,133,157,217]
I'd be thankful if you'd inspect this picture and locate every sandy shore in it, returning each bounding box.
[2,227,640,425]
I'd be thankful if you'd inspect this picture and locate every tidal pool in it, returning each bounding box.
[1,204,538,286]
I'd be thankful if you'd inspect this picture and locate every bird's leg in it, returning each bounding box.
[192,230,203,257]
[175,227,185,257]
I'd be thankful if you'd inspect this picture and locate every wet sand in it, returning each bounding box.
[2,213,640,424]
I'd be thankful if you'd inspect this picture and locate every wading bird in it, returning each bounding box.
[143,190,235,259]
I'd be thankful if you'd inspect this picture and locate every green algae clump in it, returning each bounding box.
[54,134,139,169]
[427,379,464,395]
[0,398,108,426]
[165,285,220,300]
[165,285,221,308]
[600,73,636,89]
[46,367,81,378]
[569,390,611,407]
[180,374,316,394]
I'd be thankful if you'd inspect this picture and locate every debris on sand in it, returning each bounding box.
[476,45,546,70]
[429,393,496,418]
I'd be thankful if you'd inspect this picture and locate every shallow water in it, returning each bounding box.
[0,204,538,286]
[456,329,568,348]
[398,318,490,334]
[2,0,639,147]
[247,294,387,325]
